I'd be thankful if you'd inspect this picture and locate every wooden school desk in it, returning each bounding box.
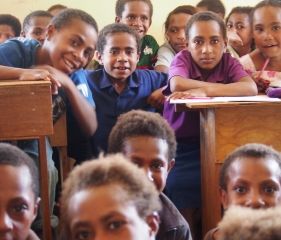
[173,98,281,236]
[0,80,53,240]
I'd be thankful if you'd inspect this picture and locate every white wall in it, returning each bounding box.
[1,0,261,44]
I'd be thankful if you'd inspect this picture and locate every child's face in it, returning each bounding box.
[98,32,139,83]
[115,1,151,39]
[68,184,158,240]
[221,157,281,209]
[253,6,281,60]
[227,13,252,50]
[45,19,98,75]
[122,136,174,193]
[187,20,226,71]
[166,13,191,53]
[0,165,39,240]
[0,24,15,43]
[24,16,52,45]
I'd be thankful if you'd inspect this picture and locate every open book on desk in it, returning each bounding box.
[170,95,281,104]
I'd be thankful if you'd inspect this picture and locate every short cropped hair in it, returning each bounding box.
[97,23,141,54]
[0,143,39,198]
[108,110,177,162]
[60,154,161,238]
[196,0,226,18]
[50,8,98,33]
[164,5,197,33]
[219,143,281,190]
[219,205,281,240]
[22,10,53,33]
[0,14,21,37]
[185,11,227,40]
[115,0,153,20]
[225,6,253,25]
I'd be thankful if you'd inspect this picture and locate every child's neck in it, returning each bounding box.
[252,49,281,72]
[35,46,51,66]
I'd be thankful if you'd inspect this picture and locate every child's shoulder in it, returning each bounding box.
[133,69,167,86]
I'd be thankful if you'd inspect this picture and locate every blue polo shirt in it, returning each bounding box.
[72,68,168,153]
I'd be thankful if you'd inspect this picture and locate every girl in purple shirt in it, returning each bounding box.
[163,11,257,240]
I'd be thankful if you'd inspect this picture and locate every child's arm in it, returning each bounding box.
[38,65,97,136]
[169,75,258,98]
[0,65,61,93]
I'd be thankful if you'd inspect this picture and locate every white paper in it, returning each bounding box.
[170,95,281,104]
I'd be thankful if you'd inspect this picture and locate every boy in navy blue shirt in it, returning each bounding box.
[72,23,167,157]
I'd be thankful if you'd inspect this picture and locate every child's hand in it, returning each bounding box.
[147,88,165,109]
[227,30,243,48]
[167,88,207,100]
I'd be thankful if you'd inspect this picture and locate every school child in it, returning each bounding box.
[154,5,197,73]
[115,0,159,69]
[163,11,257,240]
[196,0,225,19]
[108,110,192,240]
[21,10,53,45]
[239,0,281,93]
[218,206,281,240]
[0,143,40,240]
[225,7,254,58]
[59,154,161,240]
[204,143,281,240]
[0,14,21,43]
[47,4,67,17]
[0,8,98,230]
[72,23,167,157]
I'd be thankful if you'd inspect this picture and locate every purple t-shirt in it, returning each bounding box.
[163,50,249,140]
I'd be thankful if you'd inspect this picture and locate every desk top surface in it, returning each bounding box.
[0,80,50,87]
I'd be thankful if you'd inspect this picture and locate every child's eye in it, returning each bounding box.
[272,25,281,31]
[151,161,164,171]
[125,49,134,55]
[194,39,203,45]
[110,49,119,55]
[141,16,149,22]
[127,15,136,21]
[75,230,91,240]
[211,39,219,44]
[234,186,247,194]
[254,26,263,33]
[107,220,125,231]
[226,23,233,30]
[71,39,79,47]
[236,24,245,30]
[12,203,28,213]
[169,28,178,33]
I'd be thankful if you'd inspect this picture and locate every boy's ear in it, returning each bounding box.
[146,212,160,238]
[32,197,41,222]
[115,16,121,23]
[220,187,229,210]
[96,50,104,65]
[46,24,56,40]
[167,159,175,173]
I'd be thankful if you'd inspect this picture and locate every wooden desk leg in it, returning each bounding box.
[38,136,52,240]
[200,109,222,236]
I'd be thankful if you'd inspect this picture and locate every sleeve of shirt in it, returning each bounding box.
[226,55,250,83]
[70,69,95,108]
[155,44,174,67]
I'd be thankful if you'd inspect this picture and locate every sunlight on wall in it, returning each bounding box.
[1,0,261,44]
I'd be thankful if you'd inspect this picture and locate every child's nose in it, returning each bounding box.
[202,43,212,53]
[0,212,12,232]
[177,30,185,40]
[117,52,128,62]
[245,192,266,209]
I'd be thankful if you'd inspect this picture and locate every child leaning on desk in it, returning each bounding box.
[162,11,257,240]
[0,8,98,231]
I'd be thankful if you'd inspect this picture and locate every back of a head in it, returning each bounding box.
[196,0,225,18]
[115,0,153,19]
[96,23,141,54]
[47,4,67,16]
[218,205,281,240]
[219,143,281,190]
[50,8,98,33]
[0,143,39,198]
[0,14,21,37]
[108,109,177,162]
[22,10,53,33]
[60,153,161,238]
